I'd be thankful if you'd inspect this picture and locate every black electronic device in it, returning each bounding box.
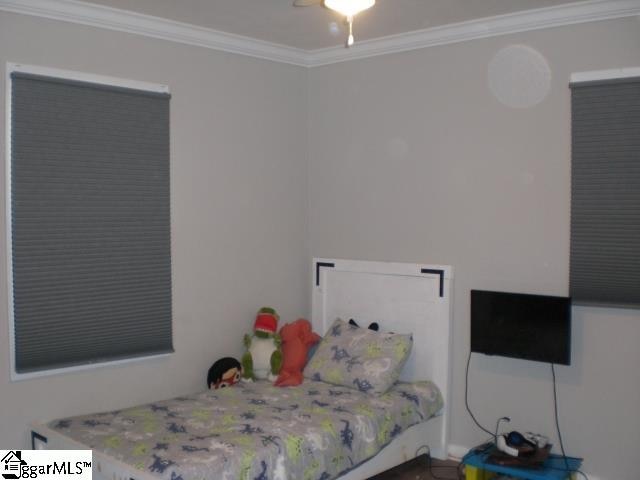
[470,290,571,365]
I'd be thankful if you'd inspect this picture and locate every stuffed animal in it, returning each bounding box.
[348,318,379,331]
[275,318,321,387]
[207,357,242,389]
[241,307,283,381]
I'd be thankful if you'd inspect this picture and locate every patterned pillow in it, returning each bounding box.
[304,318,413,395]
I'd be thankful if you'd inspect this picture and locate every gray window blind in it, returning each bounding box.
[10,72,173,373]
[570,76,640,308]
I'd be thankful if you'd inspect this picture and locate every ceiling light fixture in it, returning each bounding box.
[324,0,375,47]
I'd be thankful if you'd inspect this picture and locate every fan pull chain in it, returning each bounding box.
[346,15,354,47]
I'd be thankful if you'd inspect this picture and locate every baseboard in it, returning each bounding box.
[447,444,471,461]
[447,444,604,480]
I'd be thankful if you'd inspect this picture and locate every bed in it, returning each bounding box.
[30,258,453,480]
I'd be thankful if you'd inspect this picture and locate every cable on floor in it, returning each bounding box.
[415,445,463,480]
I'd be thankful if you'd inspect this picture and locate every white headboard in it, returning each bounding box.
[311,258,453,455]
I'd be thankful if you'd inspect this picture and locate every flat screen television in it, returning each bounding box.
[470,290,571,365]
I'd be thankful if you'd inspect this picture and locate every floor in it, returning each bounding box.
[370,455,462,480]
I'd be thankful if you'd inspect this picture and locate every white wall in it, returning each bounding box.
[0,11,309,447]
[307,17,640,480]
[2,8,640,480]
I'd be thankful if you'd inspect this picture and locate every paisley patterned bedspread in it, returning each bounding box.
[49,380,443,480]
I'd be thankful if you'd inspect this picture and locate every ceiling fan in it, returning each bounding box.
[293,0,376,47]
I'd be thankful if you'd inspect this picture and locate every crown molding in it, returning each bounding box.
[0,0,309,67]
[306,0,640,66]
[1,0,639,68]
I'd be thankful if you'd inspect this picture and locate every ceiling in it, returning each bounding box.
[78,0,591,51]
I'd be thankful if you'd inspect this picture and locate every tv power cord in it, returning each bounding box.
[465,350,497,439]
[551,363,589,480]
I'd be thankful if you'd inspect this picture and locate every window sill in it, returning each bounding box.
[10,351,173,382]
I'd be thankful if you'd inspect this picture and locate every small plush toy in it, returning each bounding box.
[241,307,283,381]
[207,357,242,389]
[275,318,321,387]
[348,318,379,331]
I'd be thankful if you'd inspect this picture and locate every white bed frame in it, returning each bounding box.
[31,258,453,480]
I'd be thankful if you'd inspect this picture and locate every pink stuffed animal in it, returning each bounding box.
[275,318,320,387]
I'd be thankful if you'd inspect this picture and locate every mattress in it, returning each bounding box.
[48,379,443,480]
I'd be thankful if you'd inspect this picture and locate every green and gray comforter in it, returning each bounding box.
[50,380,442,480]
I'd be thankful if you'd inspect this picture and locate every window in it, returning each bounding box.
[8,64,173,378]
[569,70,640,308]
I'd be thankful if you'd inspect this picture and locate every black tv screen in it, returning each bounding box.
[470,290,571,365]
